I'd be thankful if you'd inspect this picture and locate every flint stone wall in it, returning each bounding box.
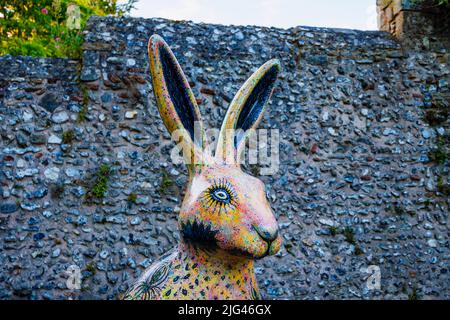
[0,16,448,300]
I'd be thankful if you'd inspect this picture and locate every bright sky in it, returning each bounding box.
[126,0,378,30]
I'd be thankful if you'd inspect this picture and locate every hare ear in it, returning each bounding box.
[216,59,280,163]
[148,35,207,171]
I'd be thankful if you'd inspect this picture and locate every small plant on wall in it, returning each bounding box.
[84,164,112,202]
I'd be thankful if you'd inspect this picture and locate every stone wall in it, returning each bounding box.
[0,16,448,300]
[377,0,450,51]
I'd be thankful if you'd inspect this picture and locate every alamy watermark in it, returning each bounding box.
[168,122,280,175]
[66,265,81,290]
[361,265,381,290]
[66,3,81,30]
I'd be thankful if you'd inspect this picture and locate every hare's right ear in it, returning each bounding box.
[148,35,206,172]
[215,59,280,164]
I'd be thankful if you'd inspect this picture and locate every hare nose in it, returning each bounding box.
[254,225,279,243]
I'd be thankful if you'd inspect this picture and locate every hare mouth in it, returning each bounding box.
[255,242,272,260]
[229,243,270,260]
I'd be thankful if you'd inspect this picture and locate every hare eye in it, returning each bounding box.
[210,188,231,204]
[204,179,237,209]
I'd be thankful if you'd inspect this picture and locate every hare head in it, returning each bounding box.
[148,35,281,260]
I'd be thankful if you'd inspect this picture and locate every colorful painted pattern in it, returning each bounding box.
[124,34,281,300]
[124,243,261,300]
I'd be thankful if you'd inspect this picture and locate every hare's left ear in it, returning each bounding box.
[148,35,207,173]
[216,59,280,163]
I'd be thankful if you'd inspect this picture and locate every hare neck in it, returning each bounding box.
[179,240,254,268]
[177,240,260,299]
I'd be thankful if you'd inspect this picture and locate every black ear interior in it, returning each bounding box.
[159,45,198,141]
[235,65,278,148]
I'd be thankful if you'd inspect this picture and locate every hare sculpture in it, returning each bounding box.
[124,34,282,300]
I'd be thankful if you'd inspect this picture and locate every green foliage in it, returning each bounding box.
[334,227,364,255]
[343,227,356,245]
[423,92,449,126]
[436,176,450,196]
[389,203,407,216]
[77,83,89,122]
[327,226,363,255]
[158,168,174,195]
[85,262,96,275]
[87,164,111,199]
[127,192,137,203]
[395,204,415,216]
[428,147,448,165]
[328,226,338,236]
[424,109,448,126]
[354,246,363,256]
[50,183,65,199]
[78,104,87,122]
[0,0,137,58]
[394,205,406,215]
[408,286,418,300]
[62,129,75,144]
[428,136,449,165]
[284,242,295,256]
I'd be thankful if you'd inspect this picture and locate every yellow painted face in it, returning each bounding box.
[179,163,281,259]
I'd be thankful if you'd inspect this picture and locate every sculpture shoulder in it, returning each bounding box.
[123,248,178,300]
